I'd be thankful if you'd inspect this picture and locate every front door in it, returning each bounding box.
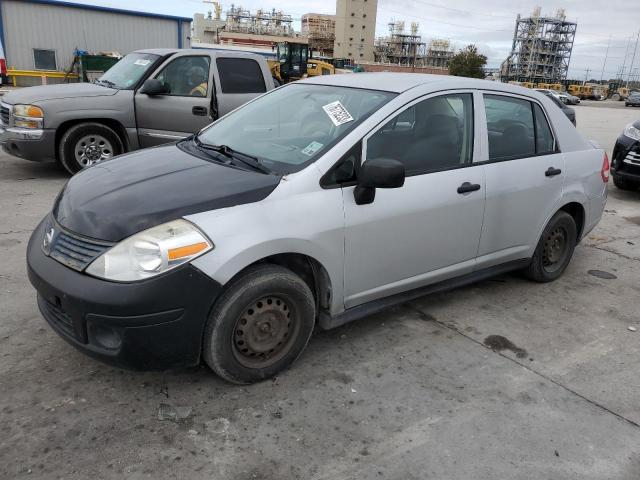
[343,92,486,309]
[135,54,214,147]
[476,93,566,268]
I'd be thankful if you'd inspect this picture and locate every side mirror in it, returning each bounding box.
[354,158,405,205]
[140,79,169,96]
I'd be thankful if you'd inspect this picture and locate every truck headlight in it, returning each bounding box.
[85,219,213,282]
[623,123,640,142]
[13,104,44,129]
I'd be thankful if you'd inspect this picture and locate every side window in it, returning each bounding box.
[216,58,267,94]
[484,95,535,161]
[533,104,555,155]
[366,93,474,176]
[155,56,211,97]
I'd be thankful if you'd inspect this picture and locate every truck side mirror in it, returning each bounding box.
[140,79,169,96]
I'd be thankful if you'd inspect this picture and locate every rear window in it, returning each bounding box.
[216,58,266,94]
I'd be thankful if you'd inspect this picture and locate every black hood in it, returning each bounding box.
[53,145,281,242]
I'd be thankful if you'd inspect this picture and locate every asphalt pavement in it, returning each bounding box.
[0,103,639,479]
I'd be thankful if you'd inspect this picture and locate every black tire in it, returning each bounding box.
[203,264,315,384]
[613,176,639,191]
[523,211,577,283]
[59,122,124,174]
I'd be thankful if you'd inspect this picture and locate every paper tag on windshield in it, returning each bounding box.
[134,59,151,66]
[301,141,324,156]
[322,101,354,126]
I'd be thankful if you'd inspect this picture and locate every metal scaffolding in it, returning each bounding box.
[301,14,335,57]
[374,21,453,67]
[501,7,577,83]
[224,5,294,37]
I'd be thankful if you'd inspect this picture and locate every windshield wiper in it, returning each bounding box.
[95,79,116,88]
[193,137,274,175]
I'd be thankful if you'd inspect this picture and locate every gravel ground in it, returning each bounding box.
[0,103,639,480]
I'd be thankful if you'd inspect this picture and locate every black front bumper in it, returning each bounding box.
[27,218,222,370]
[612,135,640,182]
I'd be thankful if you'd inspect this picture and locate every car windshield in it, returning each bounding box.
[96,52,160,90]
[196,84,396,174]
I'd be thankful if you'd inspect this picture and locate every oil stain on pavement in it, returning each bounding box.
[483,335,528,358]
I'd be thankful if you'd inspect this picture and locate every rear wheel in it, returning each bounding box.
[613,176,639,191]
[523,211,577,283]
[59,122,123,174]
[203,265,315,384]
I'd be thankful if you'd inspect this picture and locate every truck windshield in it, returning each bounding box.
[196,84,396,174]
[96,52,160,90]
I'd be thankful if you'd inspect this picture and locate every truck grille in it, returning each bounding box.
[38,294,80,341]
[47,225,113,272]
[0,104,9,126]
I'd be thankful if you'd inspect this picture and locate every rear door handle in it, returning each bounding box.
[192,106,208,116]
[457,182,481,194]
[545,167,562,177]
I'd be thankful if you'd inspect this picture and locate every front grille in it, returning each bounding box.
[624,149,640,166]
[0,105,9,126]
[38,295,78,340]
[47,224,113,272]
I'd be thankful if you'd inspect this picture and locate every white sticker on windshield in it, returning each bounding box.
[322,101,354,126]
[134,59,151,66]
[301,141,324,156]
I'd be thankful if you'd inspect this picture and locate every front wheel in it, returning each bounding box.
[59,122,123,174]
[203,265,316,384]
[523,211,577,283]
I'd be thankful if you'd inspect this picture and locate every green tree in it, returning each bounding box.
[448,45,487,79]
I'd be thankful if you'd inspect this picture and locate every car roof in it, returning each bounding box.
[133,48,264,60]
[300,72,546,97]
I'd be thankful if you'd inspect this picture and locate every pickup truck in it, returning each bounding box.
[0,48,274,173]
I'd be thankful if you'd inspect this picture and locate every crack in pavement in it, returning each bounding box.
[0,229,33,236]
[406,304,640,431]
[585,243,640,262]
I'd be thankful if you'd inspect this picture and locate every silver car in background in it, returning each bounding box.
[27,74,609,383]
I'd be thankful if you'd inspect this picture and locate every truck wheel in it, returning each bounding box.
[613,176,639,191]
[203,264,315,384]
[611,93,620,101]
[59,122,123,174]
[523,211,577,283]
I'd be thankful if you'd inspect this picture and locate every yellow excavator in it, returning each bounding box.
[268,40,335,85]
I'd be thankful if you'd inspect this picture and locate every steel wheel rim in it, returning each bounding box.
[232,296,299,369]
[74,134,114,167]
[542,226,568,273]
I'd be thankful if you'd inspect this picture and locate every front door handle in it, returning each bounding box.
[545,167,562,177]
[192,106,208,116]
[457,182,481,194]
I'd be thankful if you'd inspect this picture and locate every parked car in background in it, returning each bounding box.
[27,74,607,383]
[535,88,579,106]
[0,49,274,173]
[611,120,640,191]
[536,90,576,126]
[625,92,640,107]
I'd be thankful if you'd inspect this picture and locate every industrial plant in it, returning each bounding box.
[501,7,577,84]
[373,21,454,68]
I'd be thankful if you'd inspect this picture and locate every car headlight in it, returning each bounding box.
[86,219,213,282]
[13,104,44,129]
[623,123,640,142]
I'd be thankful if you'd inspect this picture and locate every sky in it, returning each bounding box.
[76,0,640,81]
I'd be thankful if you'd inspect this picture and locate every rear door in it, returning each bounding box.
[476,93,565,268]
[135,53,214,147]
[342,91,486,308]
[212,56,269,117]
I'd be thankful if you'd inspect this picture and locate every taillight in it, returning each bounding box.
[601,153,610,183]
